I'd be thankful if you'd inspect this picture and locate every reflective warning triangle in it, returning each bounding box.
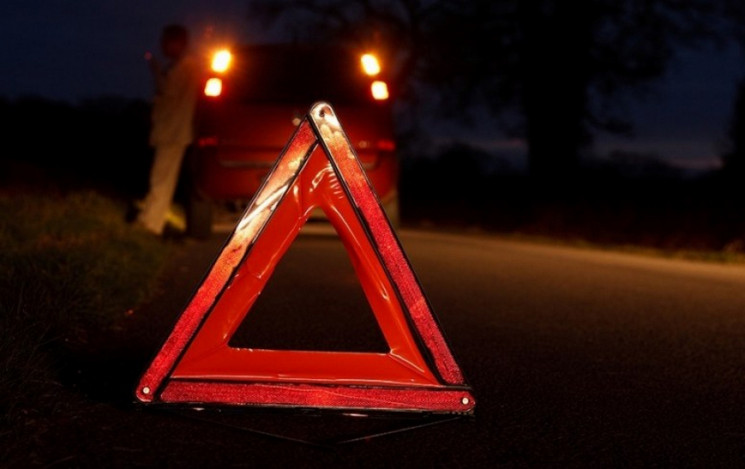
[136,102,475,414]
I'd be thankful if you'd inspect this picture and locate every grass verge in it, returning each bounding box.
[0,191,169,437]
[501,232,745,264]
[410,221,745,265]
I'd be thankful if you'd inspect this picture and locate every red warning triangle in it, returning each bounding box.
[136,102,475,414]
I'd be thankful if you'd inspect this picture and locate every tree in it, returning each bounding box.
[428,0,730,178]
[721,2,745,179]
[723,79,745,178]
[249,0,738,179]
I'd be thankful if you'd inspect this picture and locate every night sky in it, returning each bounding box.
[2,1,743,170]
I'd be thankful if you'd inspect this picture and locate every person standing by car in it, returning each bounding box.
[137,24,199,235]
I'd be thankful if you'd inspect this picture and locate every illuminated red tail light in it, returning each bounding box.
[197,136,218,147]
[376,139,396,152]
[204,78,222,97]
[211,50,232,73]
[371,81,389,100]
[361,53,381,76]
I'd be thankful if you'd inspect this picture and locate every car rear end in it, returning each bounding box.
[188,44,397,236]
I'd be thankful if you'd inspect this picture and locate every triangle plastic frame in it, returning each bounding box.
[135,102,475,415]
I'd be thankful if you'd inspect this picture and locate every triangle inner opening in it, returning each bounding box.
[228,223,390,353]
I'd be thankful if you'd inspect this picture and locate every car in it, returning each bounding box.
[186,43,399,237]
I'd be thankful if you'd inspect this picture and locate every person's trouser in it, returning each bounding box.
[137,143,187,234]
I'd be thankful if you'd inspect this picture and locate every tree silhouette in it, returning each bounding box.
[428,0,729,178]
[249,0,739,179]
[723,78,745,178]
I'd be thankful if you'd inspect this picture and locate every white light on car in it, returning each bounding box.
[371,80,389,100]
[361,53,381,76]
[204,78,223,97]
[211,49,232,73]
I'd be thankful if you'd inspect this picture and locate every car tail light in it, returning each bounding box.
[197,136,218,147]
[361,53,381,76]
[371,81,389,101]
[204,78,222,97]
[211,49,232,73]
[376,139,396,152]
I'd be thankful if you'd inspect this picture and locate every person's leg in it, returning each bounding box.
[137,143,187,234]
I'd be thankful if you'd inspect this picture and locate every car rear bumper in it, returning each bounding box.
[192,146,398,203]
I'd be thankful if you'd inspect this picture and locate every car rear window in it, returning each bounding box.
[223,45,371,105]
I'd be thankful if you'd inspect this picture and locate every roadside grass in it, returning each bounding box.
[0,191,169,438]
[499,232,745,264]
[408,222,745,265]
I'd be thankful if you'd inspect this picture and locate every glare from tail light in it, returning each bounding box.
[197,136,218,147]
[371,81,389,100]
[361,53,381,76]
[376,139,396,152]
[211,49,232,73]
[204,78,222,97]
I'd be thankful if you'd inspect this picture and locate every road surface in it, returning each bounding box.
[38,228,745,466]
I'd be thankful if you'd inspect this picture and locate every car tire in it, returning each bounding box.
[187,193,213,239]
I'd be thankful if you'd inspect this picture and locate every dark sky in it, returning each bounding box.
[1,1,743,170]
[0,0,255,101]
[595,44,745,170]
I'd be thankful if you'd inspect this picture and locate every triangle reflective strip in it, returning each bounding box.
[135,102,475,414]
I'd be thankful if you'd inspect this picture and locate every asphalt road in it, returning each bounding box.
[42,228,745,467]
